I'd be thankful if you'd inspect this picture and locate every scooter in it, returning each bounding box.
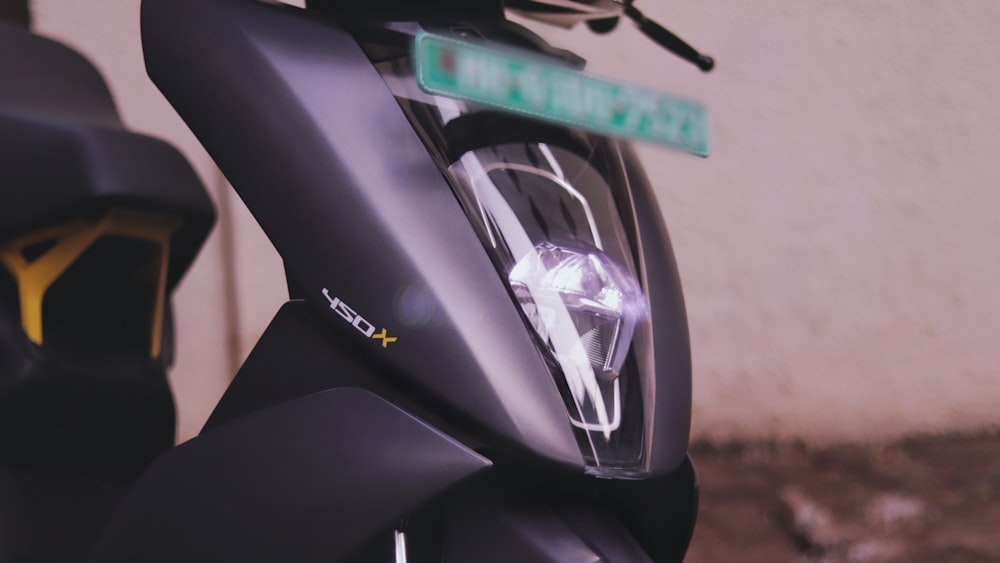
[1,0,713,560]
[0,16,216,562]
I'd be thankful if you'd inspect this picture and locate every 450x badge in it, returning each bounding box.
[322,288,397,348]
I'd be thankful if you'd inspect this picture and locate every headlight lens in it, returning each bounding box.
[509,242,647,434]
[369,49,659,477]
[448,140,653,477]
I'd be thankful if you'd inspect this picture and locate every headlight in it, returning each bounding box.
[509,242,647,435]
[448,139,653,477]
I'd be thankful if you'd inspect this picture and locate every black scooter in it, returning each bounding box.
[0,0,713,561]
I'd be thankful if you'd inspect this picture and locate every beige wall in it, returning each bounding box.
[32,1,1000,445]
[538,2,1000,444]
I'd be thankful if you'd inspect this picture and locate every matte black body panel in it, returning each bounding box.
[0,468,130,563]
[205,301,469,444]
[306,0,504,20]
[440,454,699,562]
[203,304,698,561]
[0,2,29,28]
[611,455,699,561]
[444,489,654,563]
[0,21,118,126]
[0,21,215,285]
[203,301,342,430]
[91,387,491,563]
[142,0,584,468]
[620,144,693,474]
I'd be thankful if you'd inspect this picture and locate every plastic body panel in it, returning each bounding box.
[204,301,453,435]
[305,0,503,20]
[0,468,130,563]
[443,488,654,562]
[91,387,491,563]
[619,143,693,473]
[185,302,697,562]
[141,0,584,468]
[202,301,346,431]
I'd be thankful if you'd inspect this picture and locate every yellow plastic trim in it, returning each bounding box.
[0,208,181,358]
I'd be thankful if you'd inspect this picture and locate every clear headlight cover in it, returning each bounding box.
[447,142,653,477]
[371,51,655,476]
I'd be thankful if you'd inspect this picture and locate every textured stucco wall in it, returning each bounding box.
[533,1,1000,444]
[31,1,1000,445]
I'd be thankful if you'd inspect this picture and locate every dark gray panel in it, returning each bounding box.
[91,388,491,562]
[620,144,693,475]
[443,488,653,563]
[0,20,116,125]
[0,468,129,563]
[204,301,471,444]
[0,1,29,27]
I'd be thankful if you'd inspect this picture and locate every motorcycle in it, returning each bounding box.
[0,0,713,560]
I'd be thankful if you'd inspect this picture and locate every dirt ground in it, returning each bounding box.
[684,432,1000,562]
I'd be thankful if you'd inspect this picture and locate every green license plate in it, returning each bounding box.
[413,31,710,156]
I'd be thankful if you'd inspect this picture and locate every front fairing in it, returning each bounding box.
[142,0,690,477]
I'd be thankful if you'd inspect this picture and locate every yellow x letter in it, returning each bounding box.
[372,328,397,348]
